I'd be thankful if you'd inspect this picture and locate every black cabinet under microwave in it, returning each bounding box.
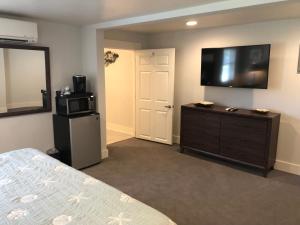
[56,93,96,116]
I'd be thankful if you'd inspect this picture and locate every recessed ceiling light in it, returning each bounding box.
[186,20,198,26]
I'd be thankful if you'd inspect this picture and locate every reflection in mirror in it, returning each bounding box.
[0,46,50,117]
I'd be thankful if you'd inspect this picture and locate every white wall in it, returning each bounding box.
[104,30,149,49]
[4,49,46,108]
[0,20,82,154]
[81,27,108,159]
[105,48,135,135]
[147,19,300,175]
[104,40,141,50]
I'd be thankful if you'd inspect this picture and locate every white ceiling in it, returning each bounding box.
[0,0,221,25]
[120,1,300,33]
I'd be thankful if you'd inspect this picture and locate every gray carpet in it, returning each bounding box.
[83,138,300,225]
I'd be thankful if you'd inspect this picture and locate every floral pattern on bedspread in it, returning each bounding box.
[0,149,176,225]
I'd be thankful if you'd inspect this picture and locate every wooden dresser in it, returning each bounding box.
[180,104,280,176]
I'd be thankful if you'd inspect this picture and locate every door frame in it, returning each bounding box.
[103,45,175,145]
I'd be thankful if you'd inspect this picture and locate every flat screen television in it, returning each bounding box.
[201,44,271,89]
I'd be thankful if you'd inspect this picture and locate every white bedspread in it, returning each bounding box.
[0,148,176,225]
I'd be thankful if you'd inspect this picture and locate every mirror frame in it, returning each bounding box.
[0,44,51,118]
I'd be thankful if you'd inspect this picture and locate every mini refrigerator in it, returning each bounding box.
[53,113,101,169]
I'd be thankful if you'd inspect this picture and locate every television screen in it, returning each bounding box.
[201,44,271,89]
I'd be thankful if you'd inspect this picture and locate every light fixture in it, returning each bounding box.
[186,20,198,26]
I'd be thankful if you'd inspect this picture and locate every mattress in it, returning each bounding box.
[0,148,176,225]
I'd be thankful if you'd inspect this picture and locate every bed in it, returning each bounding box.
[0,148,176,225]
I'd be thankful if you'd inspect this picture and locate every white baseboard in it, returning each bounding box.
[107,123,134,136]
[173,135,180,144]
[0,106,7,113]
[102,148,109,159]
[275,160,300,176]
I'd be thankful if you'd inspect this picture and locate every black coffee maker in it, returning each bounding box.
[73,75,86,94]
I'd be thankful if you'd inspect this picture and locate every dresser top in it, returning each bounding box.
[182,103,280,119]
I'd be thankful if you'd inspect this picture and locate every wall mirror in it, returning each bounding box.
[0,44,51,118]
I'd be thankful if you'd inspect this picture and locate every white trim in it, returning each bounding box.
[0,106,7,113]
[275,160,300,176]
[92,0,286,29]
[173,135,180,144]
[132,51,136,138]
[102,148,109,159]
[107,122,135,136]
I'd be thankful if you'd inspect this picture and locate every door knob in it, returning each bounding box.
[164,105,173,109]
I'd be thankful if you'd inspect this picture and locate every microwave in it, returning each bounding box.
[56,93,96,116]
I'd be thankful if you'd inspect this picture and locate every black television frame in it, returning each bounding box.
[200,44,271,89]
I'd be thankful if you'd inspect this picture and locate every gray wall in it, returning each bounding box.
[0,20,82,153]
[146,19,300,174]
[81,27,108,158]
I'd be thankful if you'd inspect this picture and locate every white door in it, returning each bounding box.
[135,49,175,145]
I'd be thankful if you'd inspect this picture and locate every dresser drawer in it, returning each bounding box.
[220,116,268,166]
[181,108,220,154]
[180,104,280,175]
